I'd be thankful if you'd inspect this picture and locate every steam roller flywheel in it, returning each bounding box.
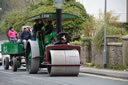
[48,50,80,76]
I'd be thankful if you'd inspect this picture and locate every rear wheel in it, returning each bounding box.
[12,57,17,72]
[26,42,40,74]
[4,57,9,70]
[17,61,21,68]
[17,58,21,68]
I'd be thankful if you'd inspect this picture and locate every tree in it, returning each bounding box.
[98,10,122,27]
[82,15,96,37]
[0,0,88,38]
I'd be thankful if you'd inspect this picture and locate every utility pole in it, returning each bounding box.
[104,0,107,68]
[126,0,128,23]
[0,8,2,21]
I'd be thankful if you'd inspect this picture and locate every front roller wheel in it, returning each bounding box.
[48,50,80,76]
[25,41,40,74]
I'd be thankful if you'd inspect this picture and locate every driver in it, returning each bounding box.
[33,20,44,40]
[45,21,53,35]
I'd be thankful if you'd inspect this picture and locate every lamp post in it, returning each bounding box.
[0,8,2,20]
[104,0,107,68]
[54,0,64,33]
[0,8,2,10]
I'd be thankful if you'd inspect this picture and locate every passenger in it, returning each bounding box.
[21,27,31,42]
[19,27,24,39]
[27,26,34,40]
[7,27,12,40]
[45,21,53,35]
[21,27,31,49]
[8,27,17,43]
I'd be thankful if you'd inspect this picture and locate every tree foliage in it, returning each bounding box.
[92,11,127,48]
[0,0,88,38]
[82,15,96,37]
[98,10,122,27]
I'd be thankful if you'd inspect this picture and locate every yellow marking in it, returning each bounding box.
[80,73,128,82]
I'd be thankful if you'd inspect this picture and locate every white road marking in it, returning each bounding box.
[55,81,68,85]
[0,71,14,75]
[80,73,128,82]
[22,75,46,80]
[10,78,31,84]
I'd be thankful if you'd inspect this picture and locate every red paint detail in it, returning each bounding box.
[61,40,67,43]
[45,38,48,41]
[80,61,84,65]
[37,34,39,38]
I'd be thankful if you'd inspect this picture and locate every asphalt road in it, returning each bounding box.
[0,66,128,85]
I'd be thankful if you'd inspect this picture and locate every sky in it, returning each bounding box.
[76,0,127,22]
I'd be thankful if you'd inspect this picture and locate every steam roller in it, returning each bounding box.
[25,12,81,76]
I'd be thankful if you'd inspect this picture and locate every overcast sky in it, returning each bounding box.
[76,0,127,22]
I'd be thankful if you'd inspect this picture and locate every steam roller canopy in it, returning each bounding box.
[48,50,80,76]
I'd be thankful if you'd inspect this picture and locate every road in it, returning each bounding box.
[0,66,128,85]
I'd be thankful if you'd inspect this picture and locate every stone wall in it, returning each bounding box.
[82,35,128,67]
[81,46,86,64]
[107,35,121,43]
[122,35,128,66]
[91,45,104,67]
[89,42,123,67]
[107,43,123,66]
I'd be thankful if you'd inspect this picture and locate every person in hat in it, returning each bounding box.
[45,21,53,35]
[20,27,31,49]
[8,27,17,43]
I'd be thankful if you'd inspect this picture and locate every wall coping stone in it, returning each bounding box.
[107,42,122,46]
[107,35,121,38]
[122,35,128,40]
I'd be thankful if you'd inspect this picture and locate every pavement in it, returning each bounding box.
[80,66,128,79]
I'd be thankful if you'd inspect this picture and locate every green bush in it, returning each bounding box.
[85,63,94,67]
[70,40,82,45]
[113,65,127,71]
[92,25,104,49]
[82,37,91,48]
